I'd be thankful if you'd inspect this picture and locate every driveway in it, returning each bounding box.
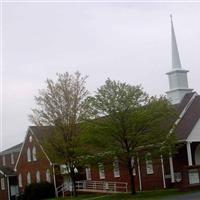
[163,191,200,200]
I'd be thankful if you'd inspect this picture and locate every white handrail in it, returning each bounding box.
[56,180,128,196]
[75,180,128,193]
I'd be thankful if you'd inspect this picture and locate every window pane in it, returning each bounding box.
[27,172,31,184]
[32,147,37,161]
[27,148,31,162]
[98,163,105,179]
[11,153,14,164]
[1,178,5,190]
[18,174,22,187]
[85,166,91,180]
[146,153,154,175]
[113,158,120,178]
[46,169,51,183]
[2,156,6,166]
[36,171,40,183]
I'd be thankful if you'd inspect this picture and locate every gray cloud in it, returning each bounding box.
[2,2,200,150]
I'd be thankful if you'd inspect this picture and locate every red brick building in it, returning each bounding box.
[0,143,22,200]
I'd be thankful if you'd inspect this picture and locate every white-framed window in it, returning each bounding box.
[46,169,51,183]
[113,158,120,178]
[18,174,22,187]
[146,153,154,175]
[98,163,105,179]
[130,157,136,175]
[32,146,37,161]
[85,166,91,180]
[29,135,32,142]
[36,171,40,183]
[11,153,14,164]
[27,147,31,162]
[1,178,5,190]
[27,172,31,185]
[2,156,6,166]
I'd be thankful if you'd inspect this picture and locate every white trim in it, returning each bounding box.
[186,118,200,142]
[14,128,30,170]
[160,155,166,189]
[29,128,52,165]
[137,157,142,191]
[15,127,53,171]
[187,142,193,166]
[169,155,175,183]
[167,92,197,138]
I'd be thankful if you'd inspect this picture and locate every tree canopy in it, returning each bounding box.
[83,79,177,194]
[29,71,89,196]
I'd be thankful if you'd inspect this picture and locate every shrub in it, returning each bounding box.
[23,182,55,200]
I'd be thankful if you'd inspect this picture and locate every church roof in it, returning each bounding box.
[29,126,54,141]
[0,143,23,156]
[175,93,200,141]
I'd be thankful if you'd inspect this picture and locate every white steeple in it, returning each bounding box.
[166,15,193,104]
[171,15,182,69]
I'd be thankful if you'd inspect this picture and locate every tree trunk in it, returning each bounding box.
[70,168,77,196]
[127,159,136,194]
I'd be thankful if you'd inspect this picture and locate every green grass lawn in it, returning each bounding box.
[49,189,188,200]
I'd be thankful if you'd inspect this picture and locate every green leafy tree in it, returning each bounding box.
[29,72,89,196]
[83,79,177,194]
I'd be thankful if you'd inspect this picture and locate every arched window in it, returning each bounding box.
[27,148,31,162]
[27,172,31,185]
[146,153,154,175]
[29,135,32,142]
[46,169,51,183]
[18,174,22,187]
[36,171,40,183]
[2,156,6,166]
[32,146,37,161]
[98,163,105,179]
[85,166,91,180]
[11,153,14,164]
[1,178,5,190]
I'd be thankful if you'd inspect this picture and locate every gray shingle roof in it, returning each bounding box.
[0,143,23,155]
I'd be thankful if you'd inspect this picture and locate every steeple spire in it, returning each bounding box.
[171,15,182,69]
[166,15,193,104]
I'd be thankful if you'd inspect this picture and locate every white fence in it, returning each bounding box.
[76,180,128,193]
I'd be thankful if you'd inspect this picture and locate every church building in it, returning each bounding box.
[1,17,200,199]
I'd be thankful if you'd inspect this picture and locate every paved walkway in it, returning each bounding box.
[164,192,200,200]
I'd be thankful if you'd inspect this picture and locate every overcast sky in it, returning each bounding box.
[1,1,200,150]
